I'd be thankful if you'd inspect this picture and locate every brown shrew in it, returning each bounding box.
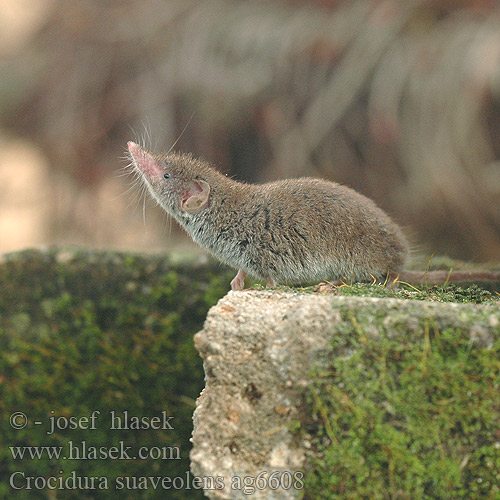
[127,142,500,290]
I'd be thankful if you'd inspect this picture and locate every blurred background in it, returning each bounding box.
[0,0,499,262]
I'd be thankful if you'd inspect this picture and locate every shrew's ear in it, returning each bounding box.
[181,180,210,213]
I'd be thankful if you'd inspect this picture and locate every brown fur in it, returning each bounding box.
[128,142,409,289]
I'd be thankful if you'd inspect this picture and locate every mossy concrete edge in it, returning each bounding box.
[191,290,500,500]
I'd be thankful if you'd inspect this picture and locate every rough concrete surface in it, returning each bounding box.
[190,290,500,500]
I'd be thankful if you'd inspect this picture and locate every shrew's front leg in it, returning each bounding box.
[231,269,247,291]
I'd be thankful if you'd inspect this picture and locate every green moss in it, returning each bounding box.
[334,283,499,304]
[0,248,233,500]
[303,305,500,500]
[279,282,499,304]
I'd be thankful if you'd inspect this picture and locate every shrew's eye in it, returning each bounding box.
[164,173,171,179]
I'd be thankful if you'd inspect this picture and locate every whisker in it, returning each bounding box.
[166,110,196,155]
[113,175,143,201]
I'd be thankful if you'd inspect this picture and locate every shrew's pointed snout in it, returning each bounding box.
[127,142,163,180]
[127,141,142,155]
